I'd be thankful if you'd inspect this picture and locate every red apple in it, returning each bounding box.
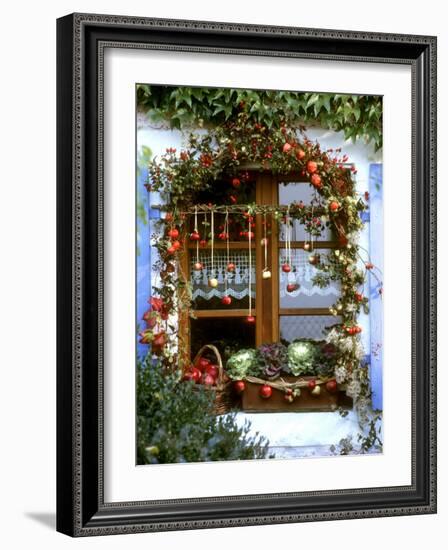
[282,143,293,154]
[205,364,219,379]
[202,373,215,386]
[190,367,202,383]
[259,384,273,399]
[171,240,181,250]
[307,379,317,390]
[193,262,203,271]
[167,246,176,255]
[232,178,241,188]
[326,380,338,393]
[226,262,236,272]
[286,283,299,292]
[168,228,179,239]
[221,295,232,306]
[190,231,200,241]
[233,380,246,394]
[196,357,210,371]
[329,200,340,212]
[182,372,194,382]
[282,263,291,273]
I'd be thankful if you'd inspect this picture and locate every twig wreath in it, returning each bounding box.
[141,112,383,428]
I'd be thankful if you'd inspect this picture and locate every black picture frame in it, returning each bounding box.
[57,13,437,537]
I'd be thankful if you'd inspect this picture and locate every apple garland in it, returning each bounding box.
[142,113,383,429]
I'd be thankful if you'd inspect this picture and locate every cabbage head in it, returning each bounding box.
[287,340,316,376]
[226,349,259,380]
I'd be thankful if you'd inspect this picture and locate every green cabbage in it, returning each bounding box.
[287,341,316,376]
[226,349,259,380]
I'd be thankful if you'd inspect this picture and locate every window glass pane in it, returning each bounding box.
[189,179,256,242]
[279,248,340,308]
[190,317,256,360]
[280,315,341,343]
[191,249,256,310]
[278,181,334,241]
[279,180,315,205]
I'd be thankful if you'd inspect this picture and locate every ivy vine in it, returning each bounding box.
[137,85,383,150]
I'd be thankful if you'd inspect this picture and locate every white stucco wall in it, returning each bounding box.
[137,118,382,453]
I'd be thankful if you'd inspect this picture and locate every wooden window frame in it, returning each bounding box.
[182,172,339,357]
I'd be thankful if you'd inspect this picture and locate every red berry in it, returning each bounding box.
[355,292,363,302]
[307,160,318,173]
[296,148,305,160]
[310,173,322,188]
[167,246,176,254]
[282,143,293,154]
[329,200,340,212]
[171,240,181,250]
[259,384,273,399]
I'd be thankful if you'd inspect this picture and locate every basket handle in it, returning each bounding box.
[193,344,225,388]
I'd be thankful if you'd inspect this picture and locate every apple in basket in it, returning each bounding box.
[196,357,210,371]
[182,371,195,382]
[205,364,219,379]
[201,373,215,386]
[184,366,202,383]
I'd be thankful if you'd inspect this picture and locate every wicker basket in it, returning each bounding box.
[192,344,235,415]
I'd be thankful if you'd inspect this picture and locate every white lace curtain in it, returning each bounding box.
[190,249,340,301]
[191,251,255,301]
[279,249,340,298]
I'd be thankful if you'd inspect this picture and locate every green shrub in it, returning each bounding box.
[137,357,270,464]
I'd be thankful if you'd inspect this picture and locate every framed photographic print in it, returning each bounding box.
[56,13,437,536]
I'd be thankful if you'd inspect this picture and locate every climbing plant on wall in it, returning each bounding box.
[139,111,383,433]
[137,85,383,150]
